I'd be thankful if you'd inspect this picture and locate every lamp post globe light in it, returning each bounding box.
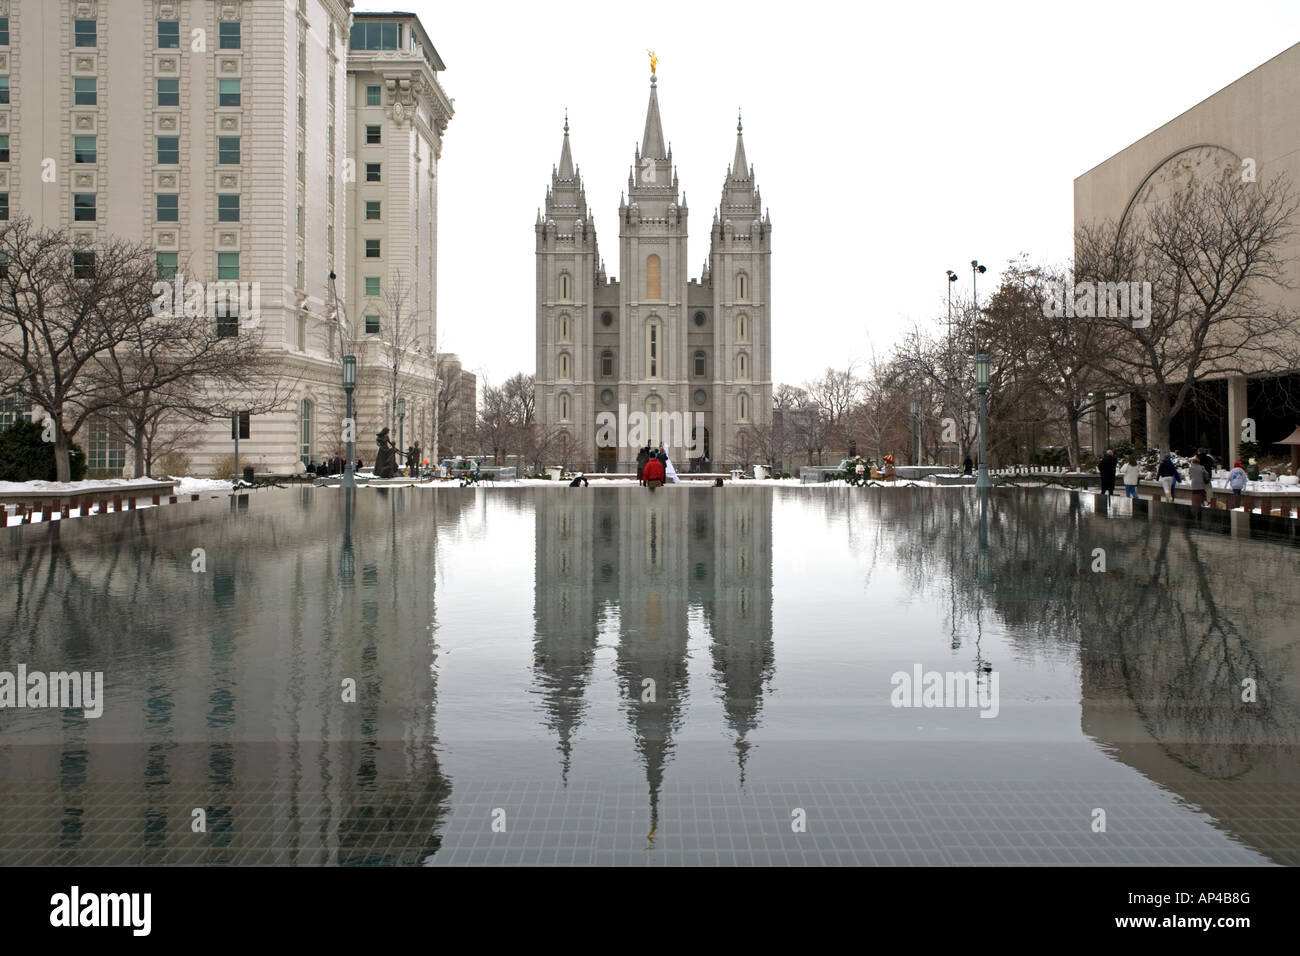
[342,353,357,489]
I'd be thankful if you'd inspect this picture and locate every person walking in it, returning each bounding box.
[1122,455,1141,499]
[1188,455,1210,507]
[636,445,650,485]
[1098,449,1118,496]
[1227,460,1249,508]
[963,455,973,477]
[855,458,866,486]
[1157,453,1179,501]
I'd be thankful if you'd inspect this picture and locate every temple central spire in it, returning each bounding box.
[641,75,667,160]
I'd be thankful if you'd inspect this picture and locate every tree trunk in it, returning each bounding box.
[1067,412,1082,471]
[1148,391,1173,454]
[54,423,71,483]
[133,426,147,478]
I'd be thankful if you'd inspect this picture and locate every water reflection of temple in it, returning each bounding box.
[533,488,774,838]
[0,488,474,865]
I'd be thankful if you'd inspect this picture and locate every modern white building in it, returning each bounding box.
[0,1,453,475]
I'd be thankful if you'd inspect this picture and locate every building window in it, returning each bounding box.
[218,79,241,107]
[74,77,96,105]
[0,193,8,221]
[156,252,178,280]
[156,77,179,107]
[558,393,570,421]
[0,395,32,429]
[365,162,381,182]
[73,194,96,221]
[0,134,9,163]
[217,194,240,222]
[217,252,239,280]
[299,399,313,464]
[694,350,706,377]
[365,85,381,106]
[365,314,380,333]
[365,239,381,258]
[0,17,9,46]
[738,393,750,422]
[601,350,614,377]
[646,318,661,378]
[350,21,404,51]
[600,310,613,328]
[297,39,306,73]
[736,272,749,300]
[297,312,307,350]
[74,19,97,48]
[645,253,661,300]
[156,194,178,221]
[218,21,241,49]
[365,200,381,220]
[87,418,125,472]
[558,272,571,301]
[218,137,240,165]
[558,313,570,341]
[74,136,97,164]
[72,251,95,278]
[737,313,748,341]
[364,276,380,296]
[694,388,707,407]
[217,311,238,338]
[365,124,381,144]
[296,259,303,289]
[694,310,707,327]
[157,20,179,49]
[559,352,571,379]
[156,137,179,164]
[297,94,305,128]
[0,77,9,105]
[601,389,614,406]
[737,352,749,380]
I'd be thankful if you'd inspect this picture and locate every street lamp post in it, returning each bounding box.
[971,260,989,487]
[909,398,920,465]
[946,270,958,464]
[342,354,357,489]
[397,396,406,476]
[976,353,991,488]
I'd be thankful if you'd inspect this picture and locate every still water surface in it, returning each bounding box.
[1,486,1297,865]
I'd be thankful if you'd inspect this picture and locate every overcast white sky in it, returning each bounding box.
[407,0,1300,390]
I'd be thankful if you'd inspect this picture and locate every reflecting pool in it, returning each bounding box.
[2,486,1298,865]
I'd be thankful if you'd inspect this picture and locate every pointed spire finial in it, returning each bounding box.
[738,108,743,133]
[564,108,569,134]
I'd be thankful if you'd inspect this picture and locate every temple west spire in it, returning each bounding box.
[558,113,574,179]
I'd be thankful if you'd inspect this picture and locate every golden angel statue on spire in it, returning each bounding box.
[648,49,658,76]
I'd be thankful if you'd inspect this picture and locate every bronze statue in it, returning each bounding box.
[374,427,398,478]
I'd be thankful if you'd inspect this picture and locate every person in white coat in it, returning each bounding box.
[660,445,680,484]
[1121,455,1141,499]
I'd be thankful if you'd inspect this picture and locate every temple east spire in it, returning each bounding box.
[731,110,748,179]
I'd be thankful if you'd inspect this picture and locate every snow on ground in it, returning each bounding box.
[0,476,175,494]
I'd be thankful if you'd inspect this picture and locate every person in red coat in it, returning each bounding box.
[643,455,665,490]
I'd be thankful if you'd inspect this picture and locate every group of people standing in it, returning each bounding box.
[1096,447,1251,506]
[309,456,361,476]
[637,445,680,490]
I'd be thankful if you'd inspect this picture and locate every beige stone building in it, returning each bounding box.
[1074,42,1300,463]
[536,72,773,472]
[0,1,453,475]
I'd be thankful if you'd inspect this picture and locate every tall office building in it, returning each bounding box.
[0,1,453,474]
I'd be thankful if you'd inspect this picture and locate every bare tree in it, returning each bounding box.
[377,270,429,433]
[1077,173,1300,453]
[91,266,289,477]
[804,364,861,461]
[0,220,158,480]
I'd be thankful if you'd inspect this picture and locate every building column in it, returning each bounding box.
[1090,392,1107,455]
[1228,375,1248,465]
